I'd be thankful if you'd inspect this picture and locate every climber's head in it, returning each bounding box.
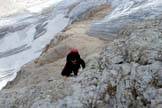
[70,48,80,64]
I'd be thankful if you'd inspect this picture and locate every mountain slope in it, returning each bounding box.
[1,0,162,108]
[0,4,111,108]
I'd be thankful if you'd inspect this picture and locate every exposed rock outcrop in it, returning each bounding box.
[1,0,162,108]
[97,24,162,107]
[85,1,162,107]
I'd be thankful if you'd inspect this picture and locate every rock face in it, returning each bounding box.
[88,0,162,39]
[1,0,162,108]
[86,0,162,107]
[97,22,162,107]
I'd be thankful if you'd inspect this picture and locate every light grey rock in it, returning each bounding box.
[31,99,55,108]
[1,0,162,108]
[54,0,108,23]
[68,0,108,22]
[88,0,162,39]
[96,22,162,108]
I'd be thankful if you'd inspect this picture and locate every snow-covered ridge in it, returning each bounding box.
[0,0,63,18]
[0,0,68,89]
[107,0,162,21]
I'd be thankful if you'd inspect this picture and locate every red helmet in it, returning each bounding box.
[71,48,78,53]
[70,48,79,56]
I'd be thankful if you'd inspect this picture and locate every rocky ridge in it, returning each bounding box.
[0,0,162,108]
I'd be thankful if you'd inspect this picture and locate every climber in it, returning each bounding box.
[61,48,85,77]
